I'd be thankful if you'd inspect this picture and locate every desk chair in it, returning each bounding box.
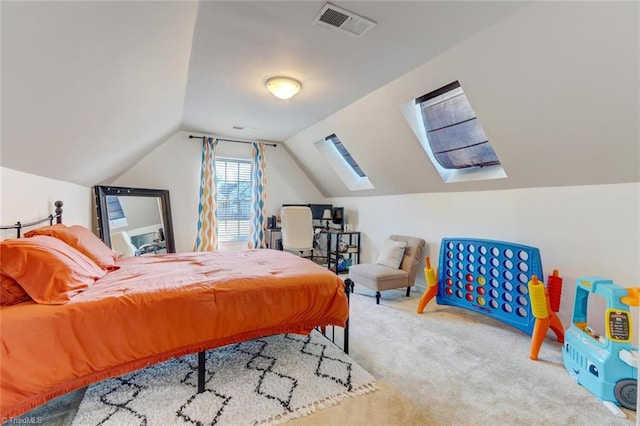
[280,206,314,259]
[111,231,138,257]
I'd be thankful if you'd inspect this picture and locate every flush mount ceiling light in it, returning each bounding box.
[265,77,301,100]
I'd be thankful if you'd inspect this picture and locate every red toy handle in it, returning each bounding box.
[547,269,563,313]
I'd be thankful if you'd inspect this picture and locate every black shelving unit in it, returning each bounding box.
[321,230,360,274]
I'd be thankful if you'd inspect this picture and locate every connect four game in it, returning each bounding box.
[436,238,543,335]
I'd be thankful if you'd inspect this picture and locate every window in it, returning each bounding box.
[401,80,506,183]
[314,134,374,191]
[106,195,127,229]
[326,134,367,178]
[216,159,252,242]
[416,81,500,170]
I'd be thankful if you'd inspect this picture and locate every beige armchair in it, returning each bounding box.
[348,235,426,304]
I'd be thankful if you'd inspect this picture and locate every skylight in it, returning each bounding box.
[400,80,507,183]
[106,195,127,229]
[326,134,366,178]
[416,81,500,170]
[314,134,374,191]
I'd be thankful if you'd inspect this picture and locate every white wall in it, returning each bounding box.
[0,167,92,238]
[331,182,640,329]
[111,131,323,253]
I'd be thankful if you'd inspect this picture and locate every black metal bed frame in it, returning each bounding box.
[1,200,353,395]
[196,279,354,392]
[0,201,63,237]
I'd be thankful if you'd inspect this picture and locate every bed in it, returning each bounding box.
[0,202,351,419]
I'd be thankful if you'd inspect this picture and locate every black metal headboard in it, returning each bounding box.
[0,201,63,238]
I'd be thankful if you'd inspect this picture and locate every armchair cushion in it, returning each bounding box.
[349,235,426,303]
[391,235,426,286]
[376,238,407,269]
[349,264,409,291]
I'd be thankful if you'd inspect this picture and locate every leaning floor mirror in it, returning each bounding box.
[94,185,176,257]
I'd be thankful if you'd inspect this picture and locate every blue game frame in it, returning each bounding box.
[436,238,544,335]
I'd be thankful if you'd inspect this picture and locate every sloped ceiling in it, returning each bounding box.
[287,1,640,197]
[1,1,198,186]
[2,1,638,196]
[182,1,528,141]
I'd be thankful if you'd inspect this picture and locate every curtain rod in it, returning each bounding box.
[188,134,277,147]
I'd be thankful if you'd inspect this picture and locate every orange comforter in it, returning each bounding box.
[0,250,349,418]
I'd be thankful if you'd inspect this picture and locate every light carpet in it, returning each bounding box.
[71,330,376,426]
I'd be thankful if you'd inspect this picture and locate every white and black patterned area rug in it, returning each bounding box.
[71,330,376,425]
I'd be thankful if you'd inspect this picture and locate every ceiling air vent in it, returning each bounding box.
[313,3,376,38]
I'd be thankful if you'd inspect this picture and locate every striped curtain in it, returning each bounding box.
[194,137,219,251]
[248,142,267,249]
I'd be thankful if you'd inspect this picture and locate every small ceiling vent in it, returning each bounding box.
[313,3,376,38]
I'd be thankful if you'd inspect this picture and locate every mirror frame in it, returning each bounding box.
[94,185,176,254]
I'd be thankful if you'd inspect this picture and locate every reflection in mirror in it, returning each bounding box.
[94,186,175,257]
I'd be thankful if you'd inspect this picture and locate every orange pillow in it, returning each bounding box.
[25,224,119,270]
[0,236,106,304]
[0,273,31,306]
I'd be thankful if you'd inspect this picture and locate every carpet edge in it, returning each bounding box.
[256,382,379,426]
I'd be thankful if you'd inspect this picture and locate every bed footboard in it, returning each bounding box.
[316,278,354,353]
[196,278,354,394]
